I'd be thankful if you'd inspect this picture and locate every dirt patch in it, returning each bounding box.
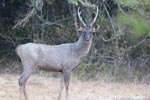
[0,74,150,100]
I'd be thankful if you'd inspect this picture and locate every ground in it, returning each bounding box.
[0,74,150,100]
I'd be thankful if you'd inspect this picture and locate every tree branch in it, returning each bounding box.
[12,0,43,29]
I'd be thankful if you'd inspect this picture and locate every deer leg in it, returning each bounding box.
[63,70,71,100]
[19,68,32,100]
[57,73,64,100]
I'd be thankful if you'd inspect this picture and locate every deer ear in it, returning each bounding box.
[92,25,100,32]
[75,23,84,31]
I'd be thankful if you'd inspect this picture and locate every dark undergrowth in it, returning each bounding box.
[0,58,150,84]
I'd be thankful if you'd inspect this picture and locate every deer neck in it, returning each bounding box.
[73,33,93,58]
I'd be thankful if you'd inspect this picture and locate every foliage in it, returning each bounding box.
[117,13,150,38]
[114,0,150,7]
[0,0,150,82]
[68,0,79,5]
[115,0,139,7]
[68,0,96,8]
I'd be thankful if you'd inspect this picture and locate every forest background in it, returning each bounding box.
[0,0,150,83]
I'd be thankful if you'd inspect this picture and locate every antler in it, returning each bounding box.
[90,6,99,26]
[77,7,86,26]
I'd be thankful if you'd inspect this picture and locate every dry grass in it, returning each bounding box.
[0,74,150,100]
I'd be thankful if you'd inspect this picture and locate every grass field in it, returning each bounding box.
[0,74,150,100]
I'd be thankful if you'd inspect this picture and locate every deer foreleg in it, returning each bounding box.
[63,70,71,100]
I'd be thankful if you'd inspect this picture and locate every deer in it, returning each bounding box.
[16,7,99,100]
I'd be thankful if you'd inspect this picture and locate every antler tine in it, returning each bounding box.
[77,7,86,26]
[90,6,99,26]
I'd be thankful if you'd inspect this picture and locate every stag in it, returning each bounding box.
[16,7,99,100]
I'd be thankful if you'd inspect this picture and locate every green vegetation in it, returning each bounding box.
[117,14,150,38]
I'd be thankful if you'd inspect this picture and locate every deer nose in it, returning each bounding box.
[85,34,90,41]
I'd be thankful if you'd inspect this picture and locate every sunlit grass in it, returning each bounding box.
[0,74,150,100]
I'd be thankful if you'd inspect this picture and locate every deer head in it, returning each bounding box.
[76,7,100,42]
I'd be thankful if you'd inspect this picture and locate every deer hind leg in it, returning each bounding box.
[63,70,71,100]
[19,66,32,100]
[57,72,64,100]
